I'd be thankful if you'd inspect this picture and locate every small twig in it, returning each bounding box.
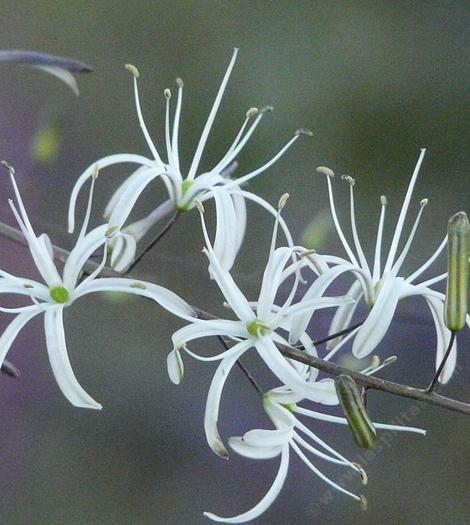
[427,331,456,393]
[125,212,180,274]
[2,220,470,416]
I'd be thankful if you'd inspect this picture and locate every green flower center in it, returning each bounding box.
[49,285,69,304]
[246,319,270,337]
[175,180,195,213]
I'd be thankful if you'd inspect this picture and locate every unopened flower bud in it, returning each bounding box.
[335,375,377,449]
[445,212,470,332]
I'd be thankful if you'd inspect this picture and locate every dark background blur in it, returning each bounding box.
[0,2,469,524]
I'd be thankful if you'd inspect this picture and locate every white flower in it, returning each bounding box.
[168,204,351,458]
[291,150,457,383]
[204,389,425,523]
[0,166,194,409]
[67,49,306,271]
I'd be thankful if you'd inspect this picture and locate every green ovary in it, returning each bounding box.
[246,319,270,337]
[49,285,69,304]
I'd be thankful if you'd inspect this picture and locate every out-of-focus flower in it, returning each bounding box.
[168,200,350,458]
[68,49,308,271]
[0,164,194,409]
[292,150,457,383]
[0,50,92,95]
[205,389,425,523]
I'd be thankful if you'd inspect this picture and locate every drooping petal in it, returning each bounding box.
[109,233,137,273]
[351,276,405,359]
[0,306,42,366]
[229,437,283,459]
[255,338,338,405]
[122,199,174,242]
[103,165,153,220]
[44,306,102,409]
[204,340,251,458]
[68,154,156,233]
[204,445,290,523]
[171,319,246,349]
[326,280,363,350]
[108,169,164,230]
[212,187,239,272]
[167,348,184,385]
[75,278,195,319]
[243,427,293,448]
[63,224,109,289]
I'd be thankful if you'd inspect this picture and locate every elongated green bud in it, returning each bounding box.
[445,212,470,332]
[335,375,376,449]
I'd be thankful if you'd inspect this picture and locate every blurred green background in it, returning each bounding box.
[0,1,469,524]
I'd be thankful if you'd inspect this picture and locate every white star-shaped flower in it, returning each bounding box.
[67,49,307,271]
[0,165,194,409]
[291,150,457,383]
[168,201,351,458]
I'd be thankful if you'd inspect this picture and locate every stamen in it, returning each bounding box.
[351,462,368,485]
[246,107,259,118]
[295,128,313,136]
[126,64,163,165]
[105,225,118,238]
[343,174,371,277]
[125,64,139,78]
[195,199,205,214]
[164,88,171,99]
[176,77,184,88]
[278,193,289,210]
[360,495,368,512]
[390,198,429,276]
[316,166,335,178]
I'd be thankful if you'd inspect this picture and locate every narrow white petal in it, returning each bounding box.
[63,224,109,289]
[44,307,102,409]
[109,233,137,273]
[229,437,282,459]
[204,340,251,458]
[212,187,239,272]
[187,49,239,181]
[0,307,42,366]
[204,445,290,523]
[75,278,195,319]
[406,236,447,284]
[243,427,293,448]
[34,65,79,95]
[68,154,155,233]
[171,319,246,348]
[383,149,426,275]
[103,166,153,220]
[255,338,338,405]
[167,348,184,384]
[326,280,363,350]
[108,169,163,229]
[352,277,404,359]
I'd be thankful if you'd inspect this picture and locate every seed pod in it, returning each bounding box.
[445,212,470,332]
[335,375,377,449]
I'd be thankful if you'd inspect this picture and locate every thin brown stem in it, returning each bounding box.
[427,331,456,393]
[125,212,180,274]
[2,220,470,416]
